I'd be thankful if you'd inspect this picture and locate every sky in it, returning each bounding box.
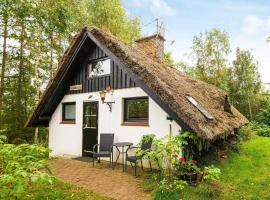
[123,0,270,83]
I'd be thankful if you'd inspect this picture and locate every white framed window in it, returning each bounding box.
[88,59,111,78]
[62,102,76,122]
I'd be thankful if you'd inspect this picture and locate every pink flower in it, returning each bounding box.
[179,157,185,162]
[175,154,185,162]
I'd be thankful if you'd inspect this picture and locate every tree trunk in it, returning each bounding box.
[49,34,53,79]
[34,28,42,144]
[34,127,39,144]
[16,21,25,127]
[247,93,253,120]
[0,18,8,123]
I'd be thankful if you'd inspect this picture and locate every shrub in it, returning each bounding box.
[242,122,270,138]
[255,124,270,137]
[196,165,223,198]
[138,133,189,199]
[152,175,187,200]
[203,165,221,181]
[0,134,55,199]
[239,124,256,141]
[174,156,200,175]
[254,97,270,126]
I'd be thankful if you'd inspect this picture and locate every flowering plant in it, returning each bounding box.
[174,154,200,174]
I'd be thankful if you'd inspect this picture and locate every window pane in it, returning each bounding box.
[89,59,110,77]
[64,104,75,120]
[90,116,97,128]
[125,98,148,121]
[185,96,214,120]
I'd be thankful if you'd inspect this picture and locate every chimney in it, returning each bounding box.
[136,33,165,63]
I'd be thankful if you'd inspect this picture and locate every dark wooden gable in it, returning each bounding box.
[66,43,136,95]
[26,28,191,130]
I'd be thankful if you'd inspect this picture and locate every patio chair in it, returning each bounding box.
[90,133,114,167]
[125,137,153,176]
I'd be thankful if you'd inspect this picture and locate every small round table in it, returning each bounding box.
[113,142,133,172]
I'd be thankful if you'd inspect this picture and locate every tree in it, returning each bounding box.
[229,48,262,119]
[87,0,140,43]
[190,28,231,91]
[0,0,14,123]
[0,0,141,143]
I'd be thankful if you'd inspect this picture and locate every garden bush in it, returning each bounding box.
[239,124,256,140]
[242,122,270,138]
[254,97,270,126]
[0,134,55,199]
[203,165,221,181]
[196,165,223,198]
[137,133,191,199]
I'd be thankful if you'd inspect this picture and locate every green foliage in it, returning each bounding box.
[23,180,111,200]
[0,132,7,144]
[253,124,270,137]
[203,165,221,181]
[139,134,155,145]
[0,136,55,199]
[191,28,231,91]
[242,122,270,138]
[86,0,141,44]
[182,136,270,199]
[151,174,187,200]
[239,123,257,141]
[254,97,270,126]
[197,181,223,199]
[188,28,263,121]
[229,48,262,119]
[0,0,141,143]
[174,158,200,174]
[139,133,198,199]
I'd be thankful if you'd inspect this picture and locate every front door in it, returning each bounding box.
[82,101,98,157]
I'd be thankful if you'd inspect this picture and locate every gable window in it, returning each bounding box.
[62,102,76,123]
[185,96,214,120]
[123,97,149,125]
[88,59,110,78]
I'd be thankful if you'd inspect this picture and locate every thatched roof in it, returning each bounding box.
[25,27,248,140]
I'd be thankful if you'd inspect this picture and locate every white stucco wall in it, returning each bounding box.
[49,87,181,157]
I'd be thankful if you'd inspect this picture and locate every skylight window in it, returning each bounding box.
[185,96,214,120]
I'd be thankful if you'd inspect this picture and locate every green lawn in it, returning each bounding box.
[21,136,270,200]
[22,180,112,200]
[183,136,270,200]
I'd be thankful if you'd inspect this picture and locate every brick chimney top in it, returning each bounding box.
[136,33,165,63]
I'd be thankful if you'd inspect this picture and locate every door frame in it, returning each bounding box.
[82,101,99,156]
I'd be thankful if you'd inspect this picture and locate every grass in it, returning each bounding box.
[21,179,112,200]
[182,136,270,200]
[20,136,270,200]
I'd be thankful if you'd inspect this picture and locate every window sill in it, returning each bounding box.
[60,121,76,124]
[121,121,149,127]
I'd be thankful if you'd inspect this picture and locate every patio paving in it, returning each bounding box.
[49,158,151,200]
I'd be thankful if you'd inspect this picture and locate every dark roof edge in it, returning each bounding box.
[24,29,89,128]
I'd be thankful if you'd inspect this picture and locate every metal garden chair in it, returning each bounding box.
[125,137,153,176]
[90,133,114,167]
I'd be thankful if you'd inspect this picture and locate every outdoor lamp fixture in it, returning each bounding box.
[99,86,115,112]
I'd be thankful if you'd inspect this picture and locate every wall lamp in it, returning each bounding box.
[99,86,115,112]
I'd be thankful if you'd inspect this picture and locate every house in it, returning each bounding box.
[25,27,248,157]
[264,83,270,94]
